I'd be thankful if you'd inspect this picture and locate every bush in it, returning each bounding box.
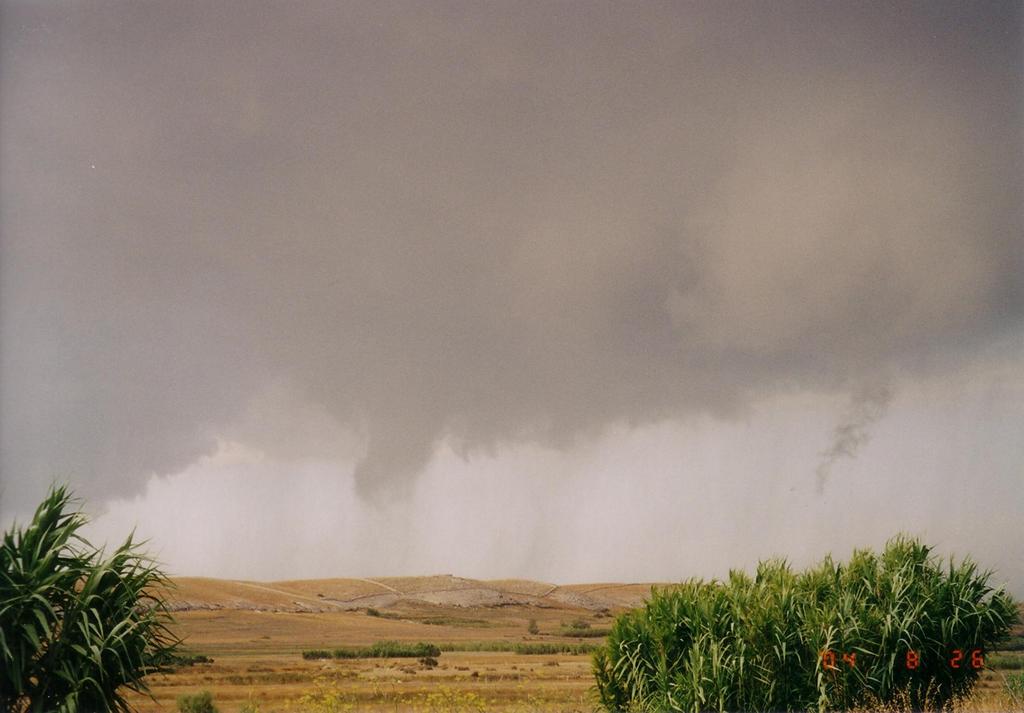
[301,649,333,660]
[514,642,598,655]
[167,652,214,667]
[593,536,1018,712]
[177,690,217,713]
[527,618,540,635]
[0,486,181,713]
[302,641,440,659]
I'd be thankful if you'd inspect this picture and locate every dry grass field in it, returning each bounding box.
[126,578,1024,713]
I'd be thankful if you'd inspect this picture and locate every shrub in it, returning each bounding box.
[434,640,599,654]
[0,486,181,713]
[362,607,401,620]
[177,690,217,713]
[527,618,540,635]
[302,649,333,660]
[303,641,440,659]
[514,642,598,655]
[167,652,214,667]
[593,536,1018,712]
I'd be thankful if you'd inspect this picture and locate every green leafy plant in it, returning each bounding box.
[1,485,181,713]
[433,640,599,655]
[593,535,1018,712]
[176,690,217,713]
[302,641,441,660]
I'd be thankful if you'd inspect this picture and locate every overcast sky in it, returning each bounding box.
[1,1,1021,594]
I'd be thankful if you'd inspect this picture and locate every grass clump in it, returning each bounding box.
[177,690,218,713]
[1007,672,1024,708]
[302,641,440,659]
[514,642,600,655]
[302,649,333,660]
[364,607,402,620]
[168,652,214,667]
[593,535,1018,712]
[438,641,518,652]
[435,641,599,655]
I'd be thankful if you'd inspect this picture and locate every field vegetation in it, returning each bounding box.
[302,642,442,660]
[0,486,179,713]
[593,536,1018,712]
[6,492,1020,712]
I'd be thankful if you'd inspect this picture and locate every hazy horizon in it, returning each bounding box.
[1,2,1021,597]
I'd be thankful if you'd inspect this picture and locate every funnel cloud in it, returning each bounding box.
[815,385,894,494]
[0,2,1021,589]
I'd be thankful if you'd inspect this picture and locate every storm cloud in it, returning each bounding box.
[1,1,1021,523]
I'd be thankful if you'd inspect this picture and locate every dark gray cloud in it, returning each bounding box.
[1,1,1021,511]
[815,384,894,494]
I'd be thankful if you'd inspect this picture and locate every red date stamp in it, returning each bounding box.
[820,649,985,670]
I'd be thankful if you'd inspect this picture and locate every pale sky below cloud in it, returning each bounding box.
[81,349,1023,593]
[1,1,1021,591]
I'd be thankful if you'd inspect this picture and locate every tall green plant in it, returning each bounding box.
[593,536,1018,712]
[1,486,180,713]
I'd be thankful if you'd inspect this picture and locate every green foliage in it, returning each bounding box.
[302,641,440,660]
[1006,672,1024,708]
[438,641,520,653]
[176,690,217,713]
[527,618,540,635]
[513,642,598,655]
[166,653,213,667]
[593,536,1019,712]
[301,649,334,660]
[434,640,599,655]
[1,485,181,713]
[363,607,401,620]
